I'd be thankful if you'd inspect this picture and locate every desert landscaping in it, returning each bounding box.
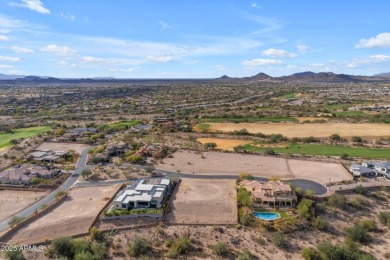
[197,122,390,138]
[165,179,237,224]
[34,142,88,154]
[159,150,351,184]
[4,185,120,245]
[0,190,48,222]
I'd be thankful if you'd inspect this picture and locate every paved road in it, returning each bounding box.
[75,163,327,195]
[0,146,94,232]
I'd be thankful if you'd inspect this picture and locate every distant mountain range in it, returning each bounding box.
[217,71,390,83]
[1,71,390,83]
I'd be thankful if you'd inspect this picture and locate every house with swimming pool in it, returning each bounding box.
[241,180,297,207]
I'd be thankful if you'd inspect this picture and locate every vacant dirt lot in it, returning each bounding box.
[165,179,237,224]
[35,142,88,154]
[197,137,251,151]
[197,123,390,138]
[0,190,48,222]
[6,185,120,244]
[159,150,350,184]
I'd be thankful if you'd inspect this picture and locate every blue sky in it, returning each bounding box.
[1,0,390,78]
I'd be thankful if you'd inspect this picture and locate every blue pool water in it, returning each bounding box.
[253,212,281,221]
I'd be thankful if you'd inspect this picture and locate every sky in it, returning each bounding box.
[0,0,390,78]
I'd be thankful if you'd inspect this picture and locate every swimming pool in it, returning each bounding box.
[253,212,281,221]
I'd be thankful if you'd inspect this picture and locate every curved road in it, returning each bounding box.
[0,146,94,232]
[0,152,327,232]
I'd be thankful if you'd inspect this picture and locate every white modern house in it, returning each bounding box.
[113,178,172,210]
[349,164,377,177]
[352,162,390,179]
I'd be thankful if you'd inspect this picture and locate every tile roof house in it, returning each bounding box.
[241,180,297,207]
[113,178,172,210]
[0,164,60,186]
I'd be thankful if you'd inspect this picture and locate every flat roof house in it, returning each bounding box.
[113,178,172,210]
[349,164,377,177]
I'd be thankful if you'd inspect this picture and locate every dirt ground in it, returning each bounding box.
[197,137,252,151]
[159,150,351,184]
[197,123,390,138]
[6,185,120,245]
[34,142,88,154]
[165,179,237,224]
[0,190,48,222]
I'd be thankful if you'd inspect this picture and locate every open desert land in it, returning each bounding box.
[196,137,252,151]
[34,142,88,154]
[165,179,237,224]
[195,123,390,138]
[0,190,48,222]
[5,185,120,245]
[159,150,350,184]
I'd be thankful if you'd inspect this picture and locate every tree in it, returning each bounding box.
[71,238,90,255]
[128,236,149,257]
[327,193,346,209]
[272,231,285,247]
[264,148,276,155]
[340,153,349,160]
[237,188,253,207]
[330,133,341,141]
[89,227,103,241]
[301,247,317,260]
[312,216,326,230]
[234,145,246,153]
[351,136,363,142]
[296,198,314,219]
[213,242,229,256]
[204,142,217,150]
[81,169,92,179]
[344,224,370,243]
[236,248,253,260]
[51,237,73,258]
[239,173,254,180]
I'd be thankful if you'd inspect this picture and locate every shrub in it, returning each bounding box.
[89,227,104,241]
[359,219,377,232]
[128,236,149,257]
[330,133,341,141]
[239,173,254,180]
[126,155,145,164]
[348,196,362,209]
[51,237,73,258]
[3,247,25,260]
[213,242,229,256]
[272,231,285,247]
[8,216,24,227]
[236,248,253,260]
[378,211,390,228]
[240,212,252,226]
[355,185,368,195]
[351,136,363,142]
[301,247,317,260]
[91,241,107,259]
[74,251,94,260]
[81,169,92,178]
[71,238,90,255]
[340,153,349,160]
[237,188,253,207]
[296,198,313,219]
[344,224,370,243]
[166,236,192,258]
[55,190,67,199]
[327,193,346,209]
[264,148,276,155]
[204,142,217,150]
[234,145,246,153]
[312,216,326,230]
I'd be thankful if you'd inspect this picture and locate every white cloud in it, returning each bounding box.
[82,56,118,64]
[242,58,283,67]
[11,46,34,53]
[9,0,50,14]
[262,48,296,58]
[41,44,77,56]
[0,56,20,62]
[216,65,227,71]
[0,35,9,41]
[159,20,170,30]
[346,54,390,69]
[0,65,14,68]
[356,33,390,48]
[147,55,175,63]
[110,67,141,73]
[251,3,261,9]
[58,60,77,68]
[297,44,310,52]
[59,12,75,21]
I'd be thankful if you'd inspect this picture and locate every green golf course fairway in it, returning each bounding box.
[0,126,52,149]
